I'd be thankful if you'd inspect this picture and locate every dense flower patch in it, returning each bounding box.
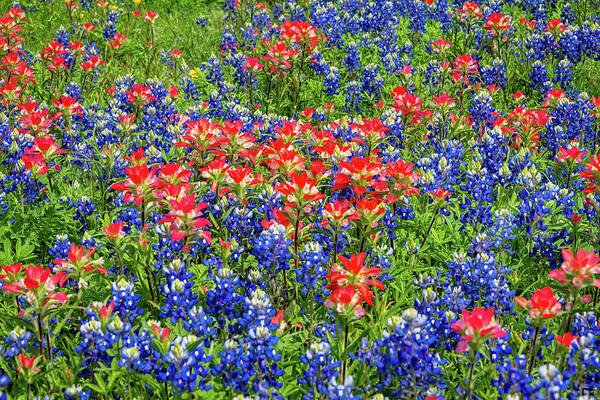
[1,0,600,398]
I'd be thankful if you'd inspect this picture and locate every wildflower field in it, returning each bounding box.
[3,0,600,398]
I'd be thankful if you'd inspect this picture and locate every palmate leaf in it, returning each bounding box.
[0,236,38,265]
[276,331,305,358]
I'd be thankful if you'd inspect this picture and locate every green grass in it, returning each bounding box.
[19,0,224,92]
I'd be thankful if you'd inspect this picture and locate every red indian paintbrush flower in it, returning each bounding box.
[275,171,325,207]
[456,1,483,19]
[54,244,106,275]
[431,37,451,54]
[151,323,171,340]
[432,93,456,109]
[548,248,600,288]
[21,149,49,175]
[111,163,162,206]
[125,84,156,106]
[1,264,69,308]
[546,19,567,36]
[324,285,365,319]
[451,307,506,354]
[24,264,51,290]
[103,221,126,240]
[243,56,264,72]
[80,55,105,70]
[515,286,561,319]
[32,135,65,159]
[144,10,159,23]
[557,146,587,163]
[51,95,83,118]
[383,159,420,200]
[452,54,479,83]
[0,263,23,290]
[321,199,358,229]
[484,13,511,37]
[326,253,384,306]
[108,32,128,48]
[556,332,578,348]
[579,155,600,193]
[158,193,212,243]
[17,354,40,374]
[353,197,386,229]
[333,157,384,197]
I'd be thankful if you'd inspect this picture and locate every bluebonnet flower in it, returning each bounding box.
[352,309,445,397]
[76,312,120,373]
[298,340,340,399]
[423,61,442,93]
[297,241,329,298]
[553,58,575,89]
[469,92,497,134]
[344,80,362,113]
[48,234,72,265]
[183,306,216,347]
[488,208,518,254]
[343,42,361,73]
[251,223,292,277]
[323,66,341,96]
[493,354,536,399]
[327,376,360,400]
[529,60,551,95]
[161,259,198,323]
[111,279,143,324]
[205,264,243,332]
[480,58,508,89]
[445,249,515,316]
[196,16,208,27]
[163,334,212,392]
[0,327,34,358]
[309,50,330,76]
[213,289,283,398]
[65,196,97,229]
[406,0,428,34]
[535,364,569,399]
[65,386,92,400]
[360,64,384,100]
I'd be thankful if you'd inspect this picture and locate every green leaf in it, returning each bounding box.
[111,357,119,371]
[339,331,366,360]
[86,383,106,393]
[50,308,75,343]
[187,339,204,352]
[283,299,296,321]
[93,372,107,392]
[2,314,37,333]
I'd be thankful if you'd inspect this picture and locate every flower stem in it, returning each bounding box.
[37,312,45,359]
[466,359,476,400]
[420,209,438,251]
[527,325,540,375]
[340,323,349,382]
